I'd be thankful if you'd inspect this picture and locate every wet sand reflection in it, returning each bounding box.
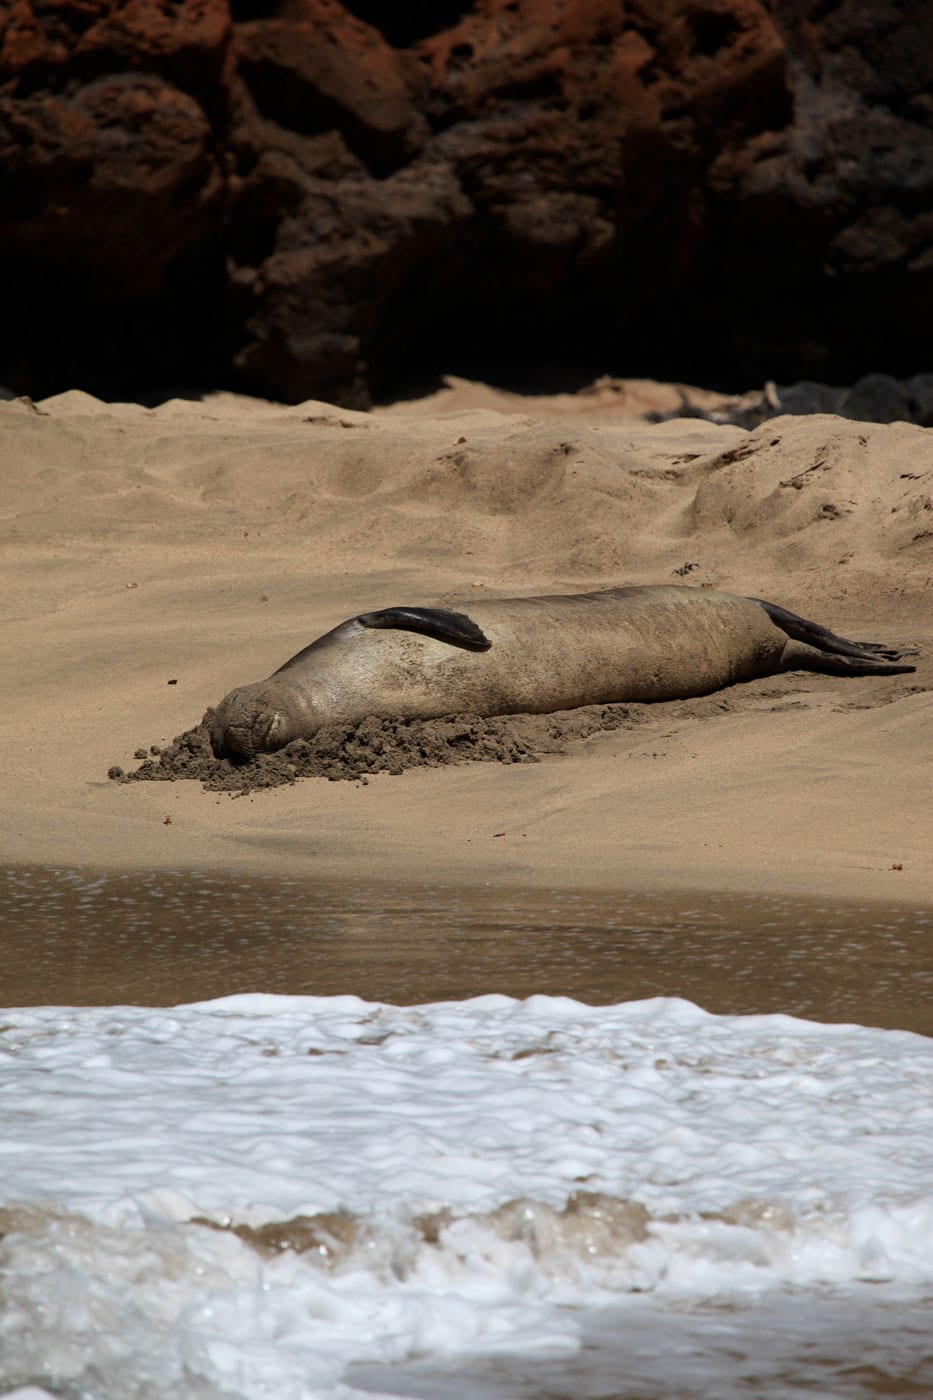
[2,866,930,1033]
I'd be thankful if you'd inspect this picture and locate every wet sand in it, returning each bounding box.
[4,866,931,1034]
[351,1285,933,1400]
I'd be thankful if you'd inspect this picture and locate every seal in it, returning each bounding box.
[208,585,917,760]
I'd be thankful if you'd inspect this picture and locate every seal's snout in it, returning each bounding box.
[209,684,297,761]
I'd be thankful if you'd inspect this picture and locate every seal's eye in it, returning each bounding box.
[260,712,284,746]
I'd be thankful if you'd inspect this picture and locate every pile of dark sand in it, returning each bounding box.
[108,704,657,794]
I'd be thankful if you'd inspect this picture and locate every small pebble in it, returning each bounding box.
[107,766,124,780]
[134,748,148,760]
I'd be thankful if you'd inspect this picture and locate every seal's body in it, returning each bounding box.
[209,586,916,760]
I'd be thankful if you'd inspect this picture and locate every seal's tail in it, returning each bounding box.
[754,598,918,675]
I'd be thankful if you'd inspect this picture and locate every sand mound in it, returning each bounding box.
[4,390,929,617]
[110,704,655,791]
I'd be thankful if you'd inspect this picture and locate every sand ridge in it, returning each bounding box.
[1,382,930,901]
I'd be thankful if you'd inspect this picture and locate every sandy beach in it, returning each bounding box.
[3,379,933,1400]
[3,380,930,904]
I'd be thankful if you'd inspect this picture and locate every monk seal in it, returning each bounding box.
[208,585,917,760]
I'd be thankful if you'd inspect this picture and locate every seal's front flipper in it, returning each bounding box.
[357,607,492,652]
[754,598,917,671]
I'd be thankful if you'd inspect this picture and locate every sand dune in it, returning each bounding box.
[2,385,930,902]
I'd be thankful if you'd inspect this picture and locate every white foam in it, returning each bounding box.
[2,994,933,1399]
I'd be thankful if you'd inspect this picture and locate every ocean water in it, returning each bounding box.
[3,866,932,1032]
[1,871,932,1399]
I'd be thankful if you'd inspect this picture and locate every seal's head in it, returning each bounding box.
[209,682,310,760]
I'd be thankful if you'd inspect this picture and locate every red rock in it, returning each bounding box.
[0,0,230,80]
[0,74,222,295]
[234,0,423,174]
[1,0,931,403]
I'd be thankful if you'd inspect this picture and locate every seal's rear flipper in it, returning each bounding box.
[779,643,917,676]
[754,598,917,674]
[358,607,492,652]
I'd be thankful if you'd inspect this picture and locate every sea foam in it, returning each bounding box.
[2,994,932,1399]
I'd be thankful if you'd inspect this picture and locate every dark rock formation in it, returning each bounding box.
[1,0,931,404]
[646,372,933,429]
[0,0,231,392]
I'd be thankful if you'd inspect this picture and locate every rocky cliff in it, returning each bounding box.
[2,0,931,403]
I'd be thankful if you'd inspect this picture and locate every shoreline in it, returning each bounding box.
[5,862,931,1033]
